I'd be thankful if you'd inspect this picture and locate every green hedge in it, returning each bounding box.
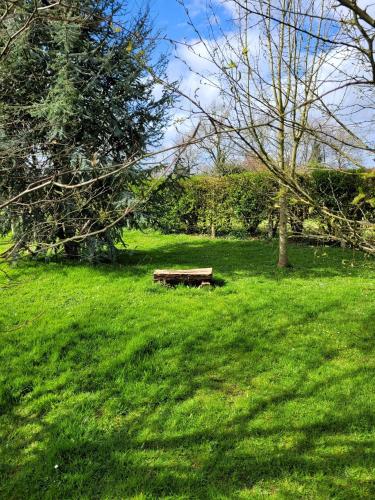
[145,173,277,236]
[311,169,375,219]
[144,170,374,237]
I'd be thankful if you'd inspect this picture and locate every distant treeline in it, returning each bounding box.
[143,170,375,239]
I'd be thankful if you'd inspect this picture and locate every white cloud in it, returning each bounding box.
[186,0,206,18]
[161,0,375,162]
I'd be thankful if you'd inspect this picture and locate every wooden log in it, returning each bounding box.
[153,267,213,285]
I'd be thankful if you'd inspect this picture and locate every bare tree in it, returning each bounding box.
[176,109,244,175]
[171,0,375,261]
[194,107,244,175]
[177,0,344,265]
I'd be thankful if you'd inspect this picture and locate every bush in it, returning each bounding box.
[144,170,374,239]
[309,169,375,238]
[228,173,277,235]
[141,178,199,234]
[145,173,276,236]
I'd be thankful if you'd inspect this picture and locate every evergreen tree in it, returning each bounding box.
[0,1,170,260]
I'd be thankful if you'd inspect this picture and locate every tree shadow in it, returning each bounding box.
[2,350,375,498]
[1,233,375,497]
[2,235,373,285]
[109,237,374,281]
[2,291,375,497]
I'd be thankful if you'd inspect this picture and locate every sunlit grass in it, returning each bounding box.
[1,231,375,498]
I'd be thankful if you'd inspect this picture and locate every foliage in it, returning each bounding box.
[0,1,170,260]
[229,173,277,234]
[310,169,375,221]
[141,177,200,234]
[1,230,375,497]
[145,170,374,239]
[147,173,278,236]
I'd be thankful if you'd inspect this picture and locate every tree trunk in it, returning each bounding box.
[211,222,216,239]
[64,241,80,260]
[278,186,290,268]
[267,210,278,239]
[290,205,305,234]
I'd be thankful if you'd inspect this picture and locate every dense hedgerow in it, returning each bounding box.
[311,169,375,219]
[144,173,277,236]
[144,170,374,237]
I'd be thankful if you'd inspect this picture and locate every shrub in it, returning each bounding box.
[144,170,374,239]
[228,173,277,235]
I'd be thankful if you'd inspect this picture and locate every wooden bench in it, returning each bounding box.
[153,268,213,286]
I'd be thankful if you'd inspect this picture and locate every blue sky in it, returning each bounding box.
[126,0,233,44]
[127,0,195,41]
[148,0,191,40]
[124,1,375,165]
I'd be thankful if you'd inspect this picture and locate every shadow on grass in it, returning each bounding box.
[1,297,375,497]
[108,237,373,281]
[3,235,373,285]
[2,352,375,498]
[1,233,375,496]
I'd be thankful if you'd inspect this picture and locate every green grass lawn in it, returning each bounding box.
[1,231,375,499]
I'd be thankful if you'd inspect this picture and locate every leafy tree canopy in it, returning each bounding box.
[0,0,171,261]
